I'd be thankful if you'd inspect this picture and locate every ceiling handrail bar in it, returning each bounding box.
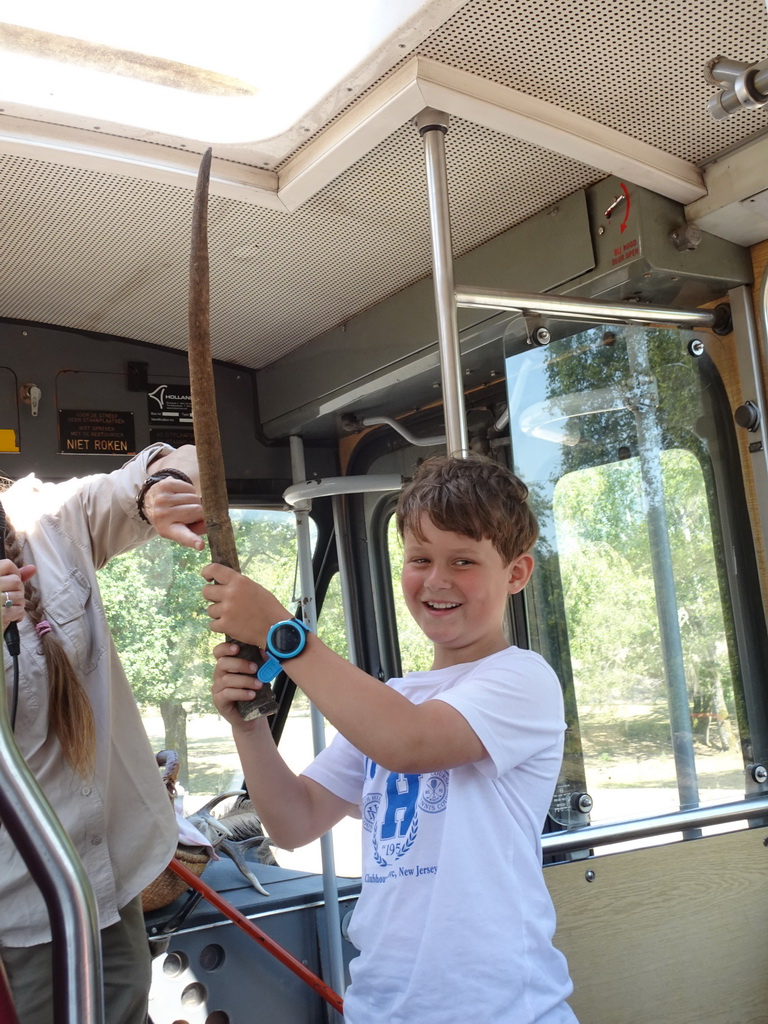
[455,286,717,329]
[283,475,403,508]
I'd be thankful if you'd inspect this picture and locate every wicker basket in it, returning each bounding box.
[141,750,212,912]
[141,845,210,912]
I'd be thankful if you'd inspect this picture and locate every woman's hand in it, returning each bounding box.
[211,641,263,731]
[0,559,36,630]
[202,563,289,645]
[143,476,206,550]
[143,445,206,550]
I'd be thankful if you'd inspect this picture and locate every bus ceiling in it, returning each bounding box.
[0,1,767,388]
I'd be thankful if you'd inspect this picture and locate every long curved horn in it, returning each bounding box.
[192,790,246,818]
[188,148,278,720]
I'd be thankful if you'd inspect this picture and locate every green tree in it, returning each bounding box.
[387,521,434,674]
[98,510,300,784]
[530,326,738,743]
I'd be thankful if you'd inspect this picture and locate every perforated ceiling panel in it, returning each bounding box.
[1,0,767,369]
[415,0,768,162]
[285,0,768,168]
[0,123,601,366]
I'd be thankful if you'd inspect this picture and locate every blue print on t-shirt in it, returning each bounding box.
[380,773,419,840]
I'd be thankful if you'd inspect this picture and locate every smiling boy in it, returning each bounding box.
[203,454,577,1023]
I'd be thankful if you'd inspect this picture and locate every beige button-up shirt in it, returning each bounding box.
[1,446,178,946]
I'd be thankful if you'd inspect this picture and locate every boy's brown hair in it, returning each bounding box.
[395,454,539,563]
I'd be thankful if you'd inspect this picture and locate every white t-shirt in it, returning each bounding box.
[302,647,578,1024]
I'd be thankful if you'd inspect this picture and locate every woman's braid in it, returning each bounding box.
[5,520,95,776]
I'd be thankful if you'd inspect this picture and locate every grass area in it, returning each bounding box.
[142,713,242,803]
[142,709,319,807]
[142,710,361,875]
[143,703,746,801]
[141,703,747,872]
[578,703,744,810]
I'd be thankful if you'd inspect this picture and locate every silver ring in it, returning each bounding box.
[3,593,12,608]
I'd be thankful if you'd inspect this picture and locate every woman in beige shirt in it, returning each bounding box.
[0,444,203,1024]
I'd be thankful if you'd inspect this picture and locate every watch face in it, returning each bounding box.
[271,621,303,656]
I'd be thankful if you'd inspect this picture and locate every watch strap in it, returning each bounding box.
[257,655,282,683]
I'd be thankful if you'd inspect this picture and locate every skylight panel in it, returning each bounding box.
[0,0,433,143]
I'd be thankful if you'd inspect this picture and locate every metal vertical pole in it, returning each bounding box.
[288,437,346,1013]
[0,657,104,1024]
[415,108,469,457]
[331,495,361,666]
[625,328,699,813]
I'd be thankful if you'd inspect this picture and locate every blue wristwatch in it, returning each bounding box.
[257,617,312,682]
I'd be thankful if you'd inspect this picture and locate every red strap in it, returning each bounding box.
[168,857,344,1015]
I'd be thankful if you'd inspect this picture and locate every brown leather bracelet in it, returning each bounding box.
[136,469,193,523]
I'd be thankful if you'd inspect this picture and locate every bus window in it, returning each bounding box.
[99,507,305,810]
[386,518,433,675]
[505,324,767,836]
[316,571,349,661]
[553,450,742,822]
[101,506,370,875]
[275,571,362,877]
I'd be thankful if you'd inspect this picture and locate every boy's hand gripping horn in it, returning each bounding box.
[188,148,278,720]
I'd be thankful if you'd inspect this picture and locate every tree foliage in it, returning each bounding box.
[515,325,740,751]
[387,522,435,675]
[98,510,301,781]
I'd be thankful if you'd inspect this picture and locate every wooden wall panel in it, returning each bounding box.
[546,827,768,1023]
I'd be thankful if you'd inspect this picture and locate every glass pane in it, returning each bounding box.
[276,572,362,877]
[387,517,433,675]
[99,508,303,808]
[316,571,349,661]
[505,325,752,831]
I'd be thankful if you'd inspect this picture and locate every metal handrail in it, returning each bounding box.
[455,286,717,329]
[418,109,469,456]
[288,437,346,1016]
[283,474,402,510]
[541,795,768,857]
[0,655,104,1023]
